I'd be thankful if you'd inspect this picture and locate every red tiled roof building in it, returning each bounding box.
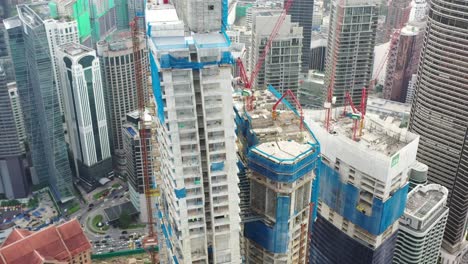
[0,219,92,264]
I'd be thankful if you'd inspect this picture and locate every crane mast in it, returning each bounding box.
[131,16,158,264]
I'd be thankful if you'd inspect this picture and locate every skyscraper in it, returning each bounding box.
[409,0,468,254]
[383,23,424,103]
[7,82,26,155]
[286,0,314,73]
[250,11,303,94]
[43,18,79,114]
[4,5,74,202]
[308,111,419,264]
[57,42,113,187]
[324,0,379,106]
[147,1,241,262]
[122,111,153,222]
[97,31,148,172]
[234,88,320,263]
[382,0,412,42]
[393,184,449,264]
[89,0,117,44]
[0,65,29,199]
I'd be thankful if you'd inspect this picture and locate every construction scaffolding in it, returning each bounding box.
[234,86,320,263]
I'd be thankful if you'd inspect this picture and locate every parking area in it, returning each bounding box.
[91,231,145,254]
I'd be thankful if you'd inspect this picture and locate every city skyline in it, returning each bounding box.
[0,0,467,263]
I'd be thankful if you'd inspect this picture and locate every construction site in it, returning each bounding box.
[306,104,419,263]
[234,86,320,264]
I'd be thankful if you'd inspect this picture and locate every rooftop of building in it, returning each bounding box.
[60,42,93,56]
[405,184,448,220]
[0,219,91,264]
[147,3,230,52]
[16,3,74,26]
[97,30,145,52]
[234,88,317,147]
[306,107,417,157]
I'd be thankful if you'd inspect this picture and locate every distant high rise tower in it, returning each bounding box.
[409,0,468,255]
[393,184,449,264]
[50,0,93,46]
[57,43,113,187]
[409,0,427,22]
[7,83,26,155]
[97,31,148,173]
[308,111,419,264]
[122,111,153,222]
[43,18,80,114]
[286,0,314,73]
[383,0,411,43]
[4,5,74,202]
[250,11,303,94]
[89,0,117,44]
[173,0,223,33]
[383,23,424,103]
[324,0,379,107]
[147,1,241,262]
[0,65,29,199]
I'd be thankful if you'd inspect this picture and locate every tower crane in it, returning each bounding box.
[131,16,158,264]
[272,89,304,130]
[236,0,294,111]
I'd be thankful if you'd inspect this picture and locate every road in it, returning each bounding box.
[69,181,148,254]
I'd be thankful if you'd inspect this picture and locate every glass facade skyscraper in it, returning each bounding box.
[4,5,74,202]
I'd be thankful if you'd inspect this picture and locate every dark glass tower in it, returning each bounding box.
[4,5,74,202]
[286,0,314,73]
[409,0,468,254]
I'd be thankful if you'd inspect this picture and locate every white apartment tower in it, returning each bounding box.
[146,1,241,263]
[57,43,113,184]
[250,10,303,95]
[393,184,449,264]
[44,18,79,114]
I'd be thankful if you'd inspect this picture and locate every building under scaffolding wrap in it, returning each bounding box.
[306,109,420,264]
[233,86,320,263]
[146,1,241,263]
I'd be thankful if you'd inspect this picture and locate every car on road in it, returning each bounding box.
[121,231,127,234]
[105,235,111,238]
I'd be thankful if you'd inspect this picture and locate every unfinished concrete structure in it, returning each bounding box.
[307,109,419,264]
[234,87,320,263]
[324,0,379,107]
[146,1,241,263]
[383,23,424,102]
[394,184,449,264]
[250,10,303,95]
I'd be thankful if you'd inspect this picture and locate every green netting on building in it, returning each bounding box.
[115,0,129,30]
[73,0,91,42]
[236,4,252,19]
[48,2,58,19]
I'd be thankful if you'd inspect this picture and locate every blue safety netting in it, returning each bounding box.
[247,144,318,183]
[175,188,186,199]
[319,163,409,235]
[159,52,233,70]
[222,0,228,30]
[149,52,165,123]
[211,161,225,172]
[244,196,290,253]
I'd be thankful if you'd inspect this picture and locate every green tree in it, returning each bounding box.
[119,211,131,229]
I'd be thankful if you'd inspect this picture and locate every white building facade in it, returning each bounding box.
[57,43,112,184]
[146,1,241,263]
[44,18,79,114]
[394,184,449,264]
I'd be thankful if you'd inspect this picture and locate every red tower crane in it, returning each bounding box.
[272,89,304,130]
[131,17,158,264]
[236,0,294,111]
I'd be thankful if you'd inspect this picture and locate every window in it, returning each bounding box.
[208,5,214,10]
